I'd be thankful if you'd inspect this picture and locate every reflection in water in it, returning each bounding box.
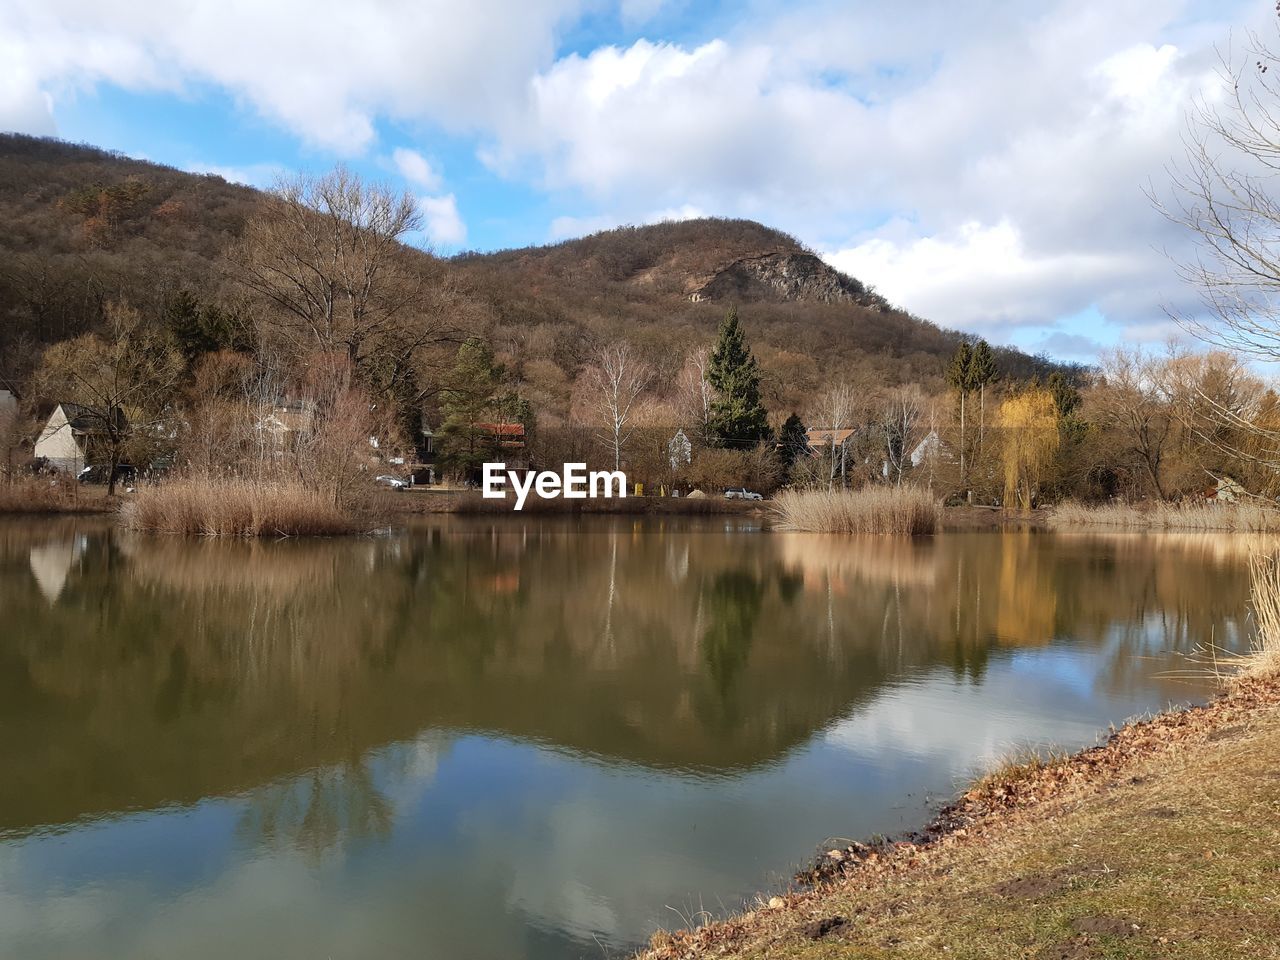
[0,518,1256,959]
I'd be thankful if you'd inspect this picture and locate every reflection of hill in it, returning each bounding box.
[0,519,1253,837]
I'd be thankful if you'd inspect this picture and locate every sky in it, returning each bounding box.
[0,0,1267,362]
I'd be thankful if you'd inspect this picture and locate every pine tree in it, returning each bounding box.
[968,338,998,447]
[706,307,771,447]
[778,412,808,468]
[436,338,506,478]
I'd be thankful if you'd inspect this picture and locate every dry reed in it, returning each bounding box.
[118,477,355,537]
[1049,500,1280,533]
[0,478,87,513]
[771,486,940,535]
[1245,551,1280,679]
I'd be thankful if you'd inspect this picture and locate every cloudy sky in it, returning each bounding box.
[0,0,1266,361]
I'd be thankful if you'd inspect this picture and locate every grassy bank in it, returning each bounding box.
[640,676,1280,959]
[771,486,941,534]
[119,478,355,537]
[1049,500,1280,532]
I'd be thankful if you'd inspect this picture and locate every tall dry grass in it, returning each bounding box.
[1245,551,1280,679]
[1049,500,1280,533]
[119,477,355,537]
[0,478,88,513]
[771,486,940,535]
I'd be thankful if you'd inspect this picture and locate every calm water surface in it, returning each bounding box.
[0,517,1256,959]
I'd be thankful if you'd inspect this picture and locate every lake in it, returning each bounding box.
[0,516,1255,959]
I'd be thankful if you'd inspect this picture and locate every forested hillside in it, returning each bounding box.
[0,133,1055,422]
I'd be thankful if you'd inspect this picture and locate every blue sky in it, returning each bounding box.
[0,0,1263,361]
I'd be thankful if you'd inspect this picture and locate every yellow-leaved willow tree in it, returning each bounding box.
[997,388,1059,510]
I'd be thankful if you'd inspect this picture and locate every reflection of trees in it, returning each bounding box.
[0,517,1256,837]
[699,570,763,701]
[237,757,393,860]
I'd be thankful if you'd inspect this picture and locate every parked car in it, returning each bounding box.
[375,474,410,491]
[724,488,764,501]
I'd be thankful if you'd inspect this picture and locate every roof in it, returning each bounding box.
[55,403,127,433]
[806,427,856,447]
[473,422,526,437]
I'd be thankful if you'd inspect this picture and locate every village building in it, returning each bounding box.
[34,403,125,475]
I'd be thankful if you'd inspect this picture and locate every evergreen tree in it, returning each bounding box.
[1046,371,1081,419]
[778,412,808,473]
[706,307,771,447]
[435,338,506,478]
[968,338,998,448]
[163,290,252,363]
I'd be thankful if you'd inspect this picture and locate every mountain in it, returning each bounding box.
[0,133,1058,421]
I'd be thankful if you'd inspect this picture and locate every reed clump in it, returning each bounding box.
[1049,500,1280,533]
[771,486,940,535]
[118,477,355,537]
[0,478,86,513]
[1244,551,1280,680]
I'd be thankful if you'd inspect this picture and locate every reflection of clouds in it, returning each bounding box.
[822,655,1171,776]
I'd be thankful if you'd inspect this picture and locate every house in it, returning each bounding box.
[1204,476,1246,503]
[805,427,857,453]
[34,403,125,475]
[474,422,527,450]
[255,401,314,453]
[910,430,948,468]
[806,427,858,480]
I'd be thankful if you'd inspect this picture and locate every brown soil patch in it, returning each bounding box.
[797,916,851,940]
[991,872,1071,899]
[1070,914,1139,937]
[1037,941,1092,960]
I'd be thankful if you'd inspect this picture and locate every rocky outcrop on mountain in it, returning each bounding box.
[692,252,887,309]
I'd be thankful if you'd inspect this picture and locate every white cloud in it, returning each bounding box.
[822,220,1144,333]
[391,147,442,191]
[0,0,584,151]
[417,193,467,248]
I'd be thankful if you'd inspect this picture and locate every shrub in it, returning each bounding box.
[771,485,940,534]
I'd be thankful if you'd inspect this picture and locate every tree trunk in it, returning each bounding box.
[106,438,120,497]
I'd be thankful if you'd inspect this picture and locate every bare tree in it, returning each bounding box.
[35,303,182,495]
[676,345,716,443]
[880,386,925,487]
[588,343,653,471]
[1156,32,1280,494]
[1088,349,1175,500]
[811,383,856,487]
[228,167,457,408]
[1160,30,1280,362]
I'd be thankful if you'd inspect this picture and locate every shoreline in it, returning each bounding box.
[639,675,1280,959]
